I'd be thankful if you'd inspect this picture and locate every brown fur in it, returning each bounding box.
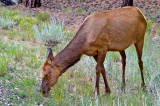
[41,7,147,95]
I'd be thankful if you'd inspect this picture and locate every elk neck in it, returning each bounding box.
[54,24,87,74]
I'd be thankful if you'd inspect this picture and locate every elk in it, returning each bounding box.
[41,6,147,95]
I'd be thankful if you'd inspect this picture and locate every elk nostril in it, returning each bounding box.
[42,89,46,94]
[43,91,45,94]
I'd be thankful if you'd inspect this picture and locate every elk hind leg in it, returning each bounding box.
[119,51,126,92]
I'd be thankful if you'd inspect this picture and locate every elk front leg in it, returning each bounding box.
[94,49,111,95]
[101,64,111,94]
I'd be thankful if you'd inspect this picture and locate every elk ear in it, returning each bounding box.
[46,48,54,64]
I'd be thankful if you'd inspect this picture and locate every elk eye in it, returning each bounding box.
[45,74,48,78]
[45,71,51,78]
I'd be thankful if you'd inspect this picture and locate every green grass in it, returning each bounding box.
[0,7,160,106]
[157,24,160,35]
[0,38,45,74]
[36,12,50,21]
[0,7,40,41]
[0,7,19,18]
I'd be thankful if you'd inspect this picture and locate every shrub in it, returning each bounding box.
[34,19,66,47]
[36,12,50,21]
[0,16,13,29]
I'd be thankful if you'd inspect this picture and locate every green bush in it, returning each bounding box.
[36,12,50,21]
[34,19,66,47]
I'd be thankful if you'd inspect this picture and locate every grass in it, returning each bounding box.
[0,7,160,106]
[77,8,85,16]
[157,24,160,35]
[0,6,39,41]
[36,12,50,21]
[0,41,9,76]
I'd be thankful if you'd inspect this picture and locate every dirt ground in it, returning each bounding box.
[1,0,160,31]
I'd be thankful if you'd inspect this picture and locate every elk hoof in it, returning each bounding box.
[121,83,126,93]
[105,89,111,94]
[141,83,147,91]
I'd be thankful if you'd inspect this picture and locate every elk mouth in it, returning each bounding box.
[41,79,51,95]
[41,87,51,95]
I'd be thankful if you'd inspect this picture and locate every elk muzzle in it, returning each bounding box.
[41,79,51,94]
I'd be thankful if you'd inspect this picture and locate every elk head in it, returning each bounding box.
[41,48,61,94]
